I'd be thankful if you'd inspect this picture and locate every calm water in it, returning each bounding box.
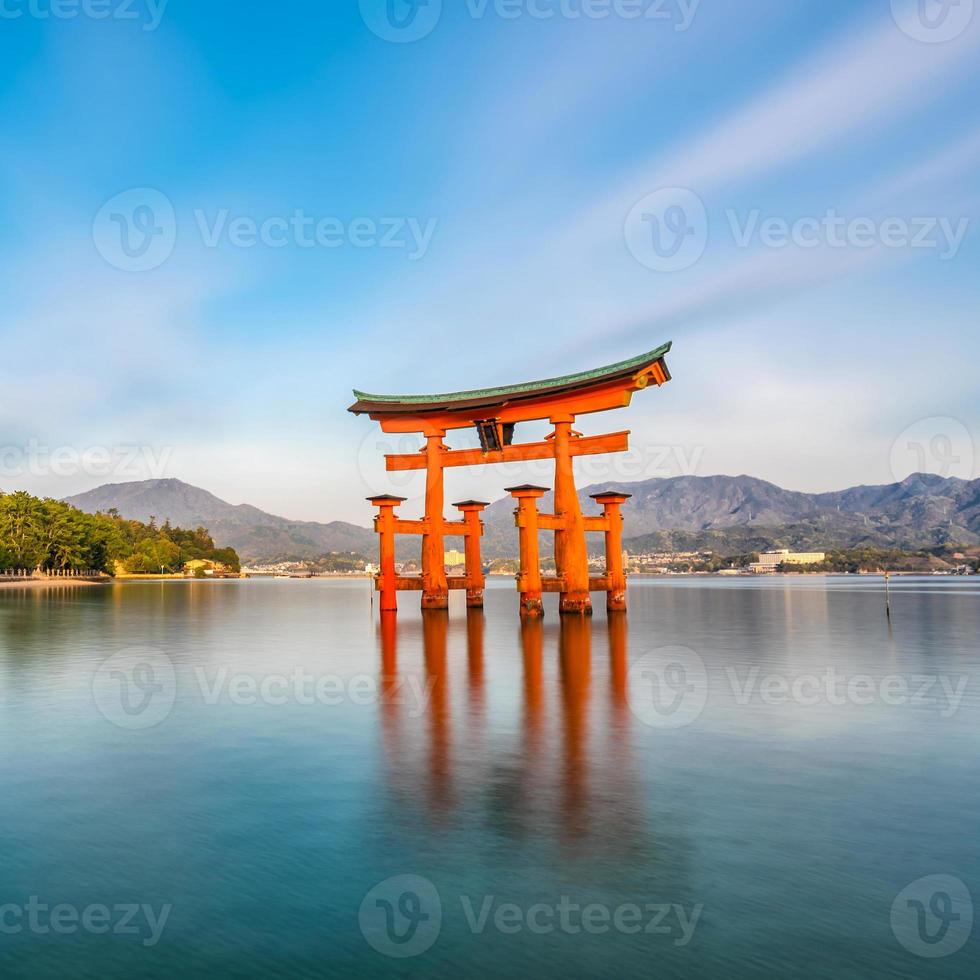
[1,577,978,978]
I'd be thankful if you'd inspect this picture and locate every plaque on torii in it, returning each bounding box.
[350,342,672,616]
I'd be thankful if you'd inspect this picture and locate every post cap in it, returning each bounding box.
[590,490,633,503]
[452,500,491,509]
[367,494,408,504]
[504,484,550,497]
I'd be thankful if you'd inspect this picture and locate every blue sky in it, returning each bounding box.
[1,0,978,523]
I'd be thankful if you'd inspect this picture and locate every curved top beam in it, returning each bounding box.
[349,342,672,417]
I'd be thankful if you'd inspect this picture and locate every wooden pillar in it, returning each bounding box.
[506,485,548,618]
[551,416,592,615]
[421,432,449,610]
[591,492,631,611]
[368,495,405,613]
[454,500,489,608]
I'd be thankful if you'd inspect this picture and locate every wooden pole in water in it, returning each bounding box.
[368,495,405,614]
[454,500,489,608]
[590,491,632,612]
[507,485,548,618]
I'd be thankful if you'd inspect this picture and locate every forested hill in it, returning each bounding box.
[0,491,239,574]
[66,479,375,562]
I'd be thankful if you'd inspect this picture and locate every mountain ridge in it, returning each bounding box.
[63,473,980,561]
[63,478,377,561]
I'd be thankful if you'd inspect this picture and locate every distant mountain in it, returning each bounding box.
[65,473,980,563]
[480,473,980,555]
[64,479,376,563]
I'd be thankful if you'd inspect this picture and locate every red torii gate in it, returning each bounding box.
[350,342,672,616]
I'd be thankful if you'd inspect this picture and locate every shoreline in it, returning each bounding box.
[0,578,110,590]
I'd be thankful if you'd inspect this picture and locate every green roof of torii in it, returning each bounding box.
[349,341,672,414]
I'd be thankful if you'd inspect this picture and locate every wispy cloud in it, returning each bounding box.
[560,14,980,249]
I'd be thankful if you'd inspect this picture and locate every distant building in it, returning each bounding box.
[184,559,216,577]
[444,549,466,567]
[750,549,826,573]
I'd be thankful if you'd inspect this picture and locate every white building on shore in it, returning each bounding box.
[750,549,826,573]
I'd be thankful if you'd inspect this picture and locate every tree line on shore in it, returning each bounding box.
[0,491,239,575]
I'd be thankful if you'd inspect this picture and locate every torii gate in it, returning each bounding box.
[350,342,672,616]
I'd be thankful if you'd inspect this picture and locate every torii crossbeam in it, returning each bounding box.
[350,342,672,616]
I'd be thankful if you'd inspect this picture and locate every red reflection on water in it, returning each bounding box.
[375,609,634,846]
[422,609,452,816]
[466,609,486,720]
[559,616,591,841]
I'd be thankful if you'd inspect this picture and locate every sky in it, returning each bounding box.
[1,0,978,524]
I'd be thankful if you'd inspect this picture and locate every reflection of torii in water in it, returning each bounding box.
[352,342,673,616]
[375,612,646,850]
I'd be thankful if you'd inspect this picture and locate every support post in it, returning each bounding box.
[421,432,449,610]
[368,495,406,613]
[551,416,592,615]
[453,500,489,608]
[506,485,548,618]
[591,491,632,611]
